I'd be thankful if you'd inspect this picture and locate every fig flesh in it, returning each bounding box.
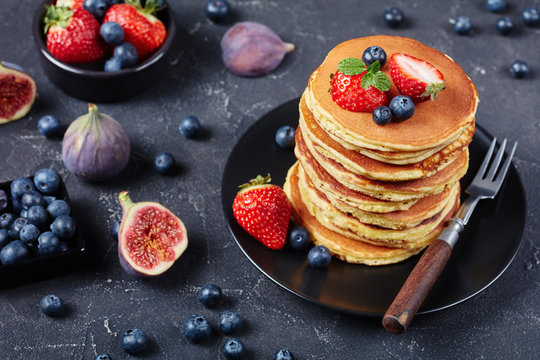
[117,191,188,277]
[0,62,37,125]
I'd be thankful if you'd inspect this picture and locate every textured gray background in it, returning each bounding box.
[1,0,539,359]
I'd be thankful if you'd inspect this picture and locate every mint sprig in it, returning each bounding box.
[337,58,366,75]
[360,61,391,92]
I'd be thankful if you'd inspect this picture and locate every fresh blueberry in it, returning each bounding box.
[496,16,515,35]
[454,16,472,35]
[34,168,60,194]
[37,115,62,138]
[39,294,65,317]
[93,354,112,360]
[0,229,10,250]
[12,197,22,212]
[59,241,70,252]
[288,226,311,250]
[389,95,415,121]
[50,215,76,239]
[179,115,201,139]
[27,205,49,229]
[8,217,28,239]
[83,0,108,20]
[205,0,230,22]
[218,310,243,334]
[198,283,223,307]
[47,200,70,219]
[121,329,150,355]
[10,177,35,200]
[222,338,246,360]
[100,22,124,45]
[307,245,332,269]
[275,125,296,149]
[0,189,8,211]
[522,6,540,27]
[107,0,124,5]
[154,152,175,174]
[21,190,46,210]
[104,57,123,72]
[110,220,121,240]
[183,315,212,343]
[0,213,15,229]
[20,224,41,245]
[44,196,57,206]
[274,349,295,360]
[509,60,530,79]
[0,240,32,264]
[372,106,393,126]
[485,0,506,13]
[20,208,28,218]
[362,46,387,67]
[383,7,404,28]
[37,231,62,255]
[114,42,138,67]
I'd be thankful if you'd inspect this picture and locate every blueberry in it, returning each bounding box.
[50,215,76,239]
[39,294,65,317]
[83,0,108,20]
[179,115,201,139]
[100,22,124,44]
[0,189,8,211]
[0,213,15,229]
[104,57,123,72]
[372,106,393,126]
[383,7,404,28]
[205,0,230,22]
[21,190,46,210]
[34,168,60,194]
[0,240,32,264]
[47,200,70,219]
[10,177,35,200]
[288,226,311,250]
[0,229,10,250]
[522,6,540,27]
[121,329,150,355]
[509,60,530,79]
[275,125,296,149]
[37,115,62,138]
[362,46,387,67]
[114,42,138,67]
[44,196,57,206]
[183,315,212,343]
[389,95,415,121]
[93,354,112,360]
[59,241,70,252]
[20,224,41,245]
[8,217,28,239]
[454,16,472,35]
[154,152,175,174]
[496,16,515,35]
[198,283,223,307]
[20,208,28,218]
[37,231,62,255]
[485,0,506,13]
[110,220,120,240]
[274,349,295,360]
[12,197,22,212]
[218,310,243,334]
[27,205,49,229]
[222,338,246,360]
[307,245,332,269]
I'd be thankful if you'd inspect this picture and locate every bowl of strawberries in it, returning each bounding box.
[33,0,176,102]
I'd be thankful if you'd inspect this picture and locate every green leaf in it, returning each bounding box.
[337,58,366,75]
[421,81,446,100]
[359,60,391,91]
[366,60,381,74]
[373,72,391,91]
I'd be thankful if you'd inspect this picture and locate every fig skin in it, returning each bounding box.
[62,104,130,182]
[0,62,37,125]
[221,21,295,77]
[117,191,188,278]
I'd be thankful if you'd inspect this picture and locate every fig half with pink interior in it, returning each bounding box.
[0,62,37,125]
[117,191,188,277]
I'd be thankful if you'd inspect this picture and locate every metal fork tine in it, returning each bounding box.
[494,141,517,187]
[487,138,507,180]
[474,138,497,181]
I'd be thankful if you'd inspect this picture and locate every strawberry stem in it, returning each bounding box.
[43,5,73,34]
[238,174,272,191]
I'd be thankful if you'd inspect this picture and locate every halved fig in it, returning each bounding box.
[0,62,37,125]
[117,191,188,277]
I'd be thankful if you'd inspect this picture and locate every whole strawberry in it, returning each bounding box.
[232,174,291,250]
[103,0,167,61]
[389,53,445,102]
[44,6,106,64]
[331,58,390,112]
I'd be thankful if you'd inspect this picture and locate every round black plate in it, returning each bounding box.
[221,98,526,317]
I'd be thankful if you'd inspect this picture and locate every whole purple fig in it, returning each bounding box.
[62,104,130,182]
[220,21,295,77]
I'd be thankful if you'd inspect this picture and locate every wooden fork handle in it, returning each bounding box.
[382,239,452,334]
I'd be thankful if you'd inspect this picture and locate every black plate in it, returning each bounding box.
[221,98,526,316]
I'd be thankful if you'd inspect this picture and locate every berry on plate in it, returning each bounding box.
[275,125,296,149]
[100,21,124,44]
[39,294,65,316]
[362,46,387,67]
[308,245,332,269]
[288,226,311,250]
[83,0,108,20]
[34,168,60,194]
[372,105,393,126]
[113,42,139,67]
[389,95,415,120]
[0,240,31,264]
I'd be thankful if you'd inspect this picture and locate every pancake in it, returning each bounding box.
[306,36,479,152]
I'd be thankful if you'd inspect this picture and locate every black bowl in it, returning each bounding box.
[33,0,177,102]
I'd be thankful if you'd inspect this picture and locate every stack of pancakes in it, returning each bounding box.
[284,36,479,265]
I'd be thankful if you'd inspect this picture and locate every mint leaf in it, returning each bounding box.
[366,60,381,74]
[337,58,366,75]
[372,72,391,91]
[360,60,391,91]
[360,73,375,89]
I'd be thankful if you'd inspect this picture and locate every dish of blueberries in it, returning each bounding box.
[221,98,526,316]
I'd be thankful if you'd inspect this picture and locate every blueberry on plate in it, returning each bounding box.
[104,57,123,72]
[154,152,175,174]
[100,21,124,45]
[20,208,28,218]
[39,294,65,316]
[34,168,60,194]
[274,349,295,360]
[0,240,32,264]
[110,220,121,240]
[496,16,515,35]
[21,190,46,209]
[8,217,29,239]
[27,205,49,229]
[275,125,296,149]
[0,189,7,211]
[183,315,212,343]
[307,245,332,269]
[222,338,246,360]
[372,106,393,126]
[362,46,387,67]
[50,215,76,239]
[509,60,530,79]
[0,213,15,229]
[288,226,311,250]
[0,229,10,249]
[10,177,34,200]
[83,0,108,20]
[383,7,404,28]
[20,224,41,245]
[38,115,62,138]
[485,0,506,13]
[205,0,230,22]
[198,283,223,307]
[37,231,62,255]
[44,196,57,206]
[121,329,150,355]
[93,354,112,360]
[522,6,540,27]
[389,95,415,121]
[47,199,70,219]
[218,310,243,334]
[114,42,138,67]
[454,16,472,35]
[179,115,201,139]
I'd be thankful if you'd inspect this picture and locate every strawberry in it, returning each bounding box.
[55,0,83,9]
[331,58,390,112]
[103,0,167,60]
[389,53,445,102]
[44,6,106,64]
[232,174,291,250]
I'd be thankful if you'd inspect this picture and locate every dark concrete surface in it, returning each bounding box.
[1,0,539,359]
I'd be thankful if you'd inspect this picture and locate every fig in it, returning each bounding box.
[0,62,37,125]
[220,21,295,77]
[117,191,188,277]
[62,104,130,182]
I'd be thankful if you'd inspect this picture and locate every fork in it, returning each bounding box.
[382,138,518,334]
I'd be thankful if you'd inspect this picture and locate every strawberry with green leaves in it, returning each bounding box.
[55,0,83,9]
[330,58,391,113]
[232,174,291,250]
